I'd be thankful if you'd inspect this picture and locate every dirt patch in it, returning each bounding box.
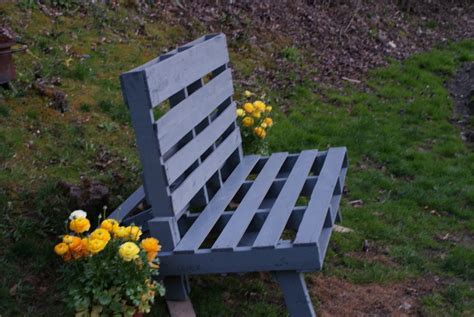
[308,275,440,316]
[153,0,473,91]
[448,62,474,144]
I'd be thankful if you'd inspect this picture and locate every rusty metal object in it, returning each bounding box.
[0,28,26,85]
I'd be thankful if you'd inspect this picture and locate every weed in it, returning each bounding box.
[281,46,301,63]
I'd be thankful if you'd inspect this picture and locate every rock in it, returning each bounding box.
[399,302,412,311]
[58,179,109,218]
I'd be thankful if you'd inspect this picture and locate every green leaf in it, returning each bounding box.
[98,293,112,306]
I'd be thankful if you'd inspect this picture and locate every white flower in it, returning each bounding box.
[69,209,87,220]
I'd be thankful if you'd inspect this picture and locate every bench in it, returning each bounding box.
[110,33,348,317]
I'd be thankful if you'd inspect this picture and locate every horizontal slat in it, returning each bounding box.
[253,150,318,249]
[174,155,259,254]
[108,186,145,222]
[294,147,347,246]
[156,69,234,154]
[171,128,242,214]
[160,242,321,276]
[178,206,308,238]
[212,152,288,251]
[129,33,230,106]
[164,102,237,184]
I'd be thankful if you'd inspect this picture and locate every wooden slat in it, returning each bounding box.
[171,128,242,214]
[120,71,174,217]
[212,152,288,251]
[156,69,233,154]
[174,155,259,254]
[164,103,237,184]
[159,242,321,276]
[294,147,347,246]
[252,150,318,249]
[137,33,229,106]
[108,186,145,222]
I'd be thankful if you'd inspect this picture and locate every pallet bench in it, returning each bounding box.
[110,33,348,317]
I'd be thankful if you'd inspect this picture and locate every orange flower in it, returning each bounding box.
[68,236,85,259]
[141,238,161,262]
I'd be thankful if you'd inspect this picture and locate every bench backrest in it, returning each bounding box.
[120,34,242,218]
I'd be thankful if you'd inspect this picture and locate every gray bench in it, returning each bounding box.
[110,33,348,317]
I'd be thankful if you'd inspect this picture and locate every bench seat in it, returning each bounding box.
[113,148,347,276]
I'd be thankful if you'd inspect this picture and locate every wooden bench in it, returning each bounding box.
[110,33,348,317]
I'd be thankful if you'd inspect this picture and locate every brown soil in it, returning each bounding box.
[308,275,440,316]
[153,0,474,91]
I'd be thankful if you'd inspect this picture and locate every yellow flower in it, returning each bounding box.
[100,219,119,233]
[251,111,261,119]
[119,242,140,262]
[88,239,107,254]
[263,117,273,127]
[54,242,69,256]
[254,127,266,139]
[265,106,272,112]
[114,226,130,239]
[63,234,75,244]
[253,100,266,112]
[69,217,91,234]
[243,103,255,113]
[236,108,245,117]
[242,116,254,127]
[244,90,254,97]
[261,122,268,128]
[90,228,111,242]
[129,226,142,241]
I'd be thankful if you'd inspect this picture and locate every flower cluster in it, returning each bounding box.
[236,90,273,140]
[54,212,159,264]
[54,210,164,315]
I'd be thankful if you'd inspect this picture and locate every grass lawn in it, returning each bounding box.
[0,3,473,316]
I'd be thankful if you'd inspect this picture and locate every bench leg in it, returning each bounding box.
[272,271,316,317]
[164,275,190,301]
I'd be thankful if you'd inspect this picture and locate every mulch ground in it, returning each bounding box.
[152,0,473,90]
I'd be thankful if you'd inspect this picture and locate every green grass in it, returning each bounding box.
[0,2,473,316]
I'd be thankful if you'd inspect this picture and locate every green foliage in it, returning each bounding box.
[281,46,301,63]
[443,246,474,280]
[60,238,164,316]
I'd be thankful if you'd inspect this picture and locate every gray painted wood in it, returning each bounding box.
[294,147,347,246]
[164,102,237,184]
[179,206,308,238]
[171,129,243,214]
[156,69,234,154]
[158,241,321,275]
[253,150,318,249]
[149,217,190,301]
[174,155,259,254]
[166,299,196,317]
[119,33,349,317]
[212,152,288,251]
[120,71,174,218]
[125,34,229,107]
[272,271,316,317]
[109,186,145,222]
